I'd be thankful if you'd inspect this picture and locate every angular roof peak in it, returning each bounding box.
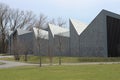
[99,9,120,19]
[33,27,48,39]
[48,24,69,37]
[70,19,88,35]
[55,31,70,37]
[17,28,32,36]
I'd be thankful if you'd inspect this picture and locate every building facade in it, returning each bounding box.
[8,9,120,57]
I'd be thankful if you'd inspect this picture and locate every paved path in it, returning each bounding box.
[0,56,38,69]
[0,56,120,69]
[0,56,13,58]
[0,60,38,69]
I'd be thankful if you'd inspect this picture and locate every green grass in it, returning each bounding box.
[0,64,120,80]
[1,55,120,64]
[0,53,8,56]
[0,62,5,65]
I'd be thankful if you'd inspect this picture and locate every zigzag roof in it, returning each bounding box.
[17,28,32,36]
[48,24,69,37]
[70,19,88,35]
[33,27,48,39]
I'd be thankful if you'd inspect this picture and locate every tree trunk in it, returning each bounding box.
[24,53,28,62]
[2,33,6,53]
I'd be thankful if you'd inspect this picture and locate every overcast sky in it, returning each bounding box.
[0,0,120,24]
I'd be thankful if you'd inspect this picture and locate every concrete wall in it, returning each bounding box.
[18,32,34,55]
[33,38,48,56]
[70,20,80,56]
[8,34,14,54]
[32,33,48,56]
[54,35,70,56]
[79,10,108,57]
[48,29,54,57]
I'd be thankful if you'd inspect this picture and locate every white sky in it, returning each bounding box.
[0,0,120,24]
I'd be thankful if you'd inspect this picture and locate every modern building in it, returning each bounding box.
[77,9,120,57]
[32,27,49,56]
[48,24,69,56]
[69,19,87,56]
[9,28,33,55]
[54,31,70,56]
[8,9,120,57]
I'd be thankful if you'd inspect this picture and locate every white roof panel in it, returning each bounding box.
[48,24,69,37]
[17,28,32,36]
[55,31,70,37]
[33,27,48,39]
[70,19,88,35]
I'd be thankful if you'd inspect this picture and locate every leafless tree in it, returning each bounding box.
[0,36,2,53]
[49,17,66,65]
[58,36,64,65]
[36,29,46,67]
[57,17,66,27]
[37,29,41,67]
[35,14,48,67]
[48,17,66,65]
[12,33,20,61]
[9,9,36,31]
[49,17,66,27]
[0,3,10,53]
[22,39,32,62]
[8,9,36,56]
[35,14,47,29]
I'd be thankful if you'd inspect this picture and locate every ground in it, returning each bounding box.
[0,64,120,80]
[0,56,120,80]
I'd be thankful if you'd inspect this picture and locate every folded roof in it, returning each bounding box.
[70,19,88,35]
[48,24,69,37]
[33,27,48,39]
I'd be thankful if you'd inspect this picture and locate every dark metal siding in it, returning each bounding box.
[107,16,120,57]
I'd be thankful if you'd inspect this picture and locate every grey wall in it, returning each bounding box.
[79,10,108,57]
[18,32,34,55]
[70,20,80,56]
[32,33,48,56]
[8,34,14,54]
[48,28,54,57]
[54,35,70,56]
[33,39,48,56]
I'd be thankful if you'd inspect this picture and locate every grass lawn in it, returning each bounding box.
[0,64,120,80]
[0,62,5,65]
[1,55,120,64]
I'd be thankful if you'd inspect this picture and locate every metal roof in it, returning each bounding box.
[48,24,69,37]
[70,19,88,35]
[17,28,32,36]
[33,27,48,39]
[55,31,70,37]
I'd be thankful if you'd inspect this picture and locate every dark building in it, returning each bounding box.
[107,16,120,57]
[70,10,120,57]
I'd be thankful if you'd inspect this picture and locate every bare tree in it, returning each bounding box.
[58,36,62,65]
[49,17,66,65]
[0,3,10,53]
[48,17,66,65]
[37,29,41,67]
[0,35,2,53]
[49,17,66,27]
[35,14,47,29]
[9,9,36,31]
[22,39,32,62]
[35,14,48,67]
[12,33,20,61]
[20,37,29,62]
[36,29,46,67]
[8,9,36,56]
[57,17,66,27]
